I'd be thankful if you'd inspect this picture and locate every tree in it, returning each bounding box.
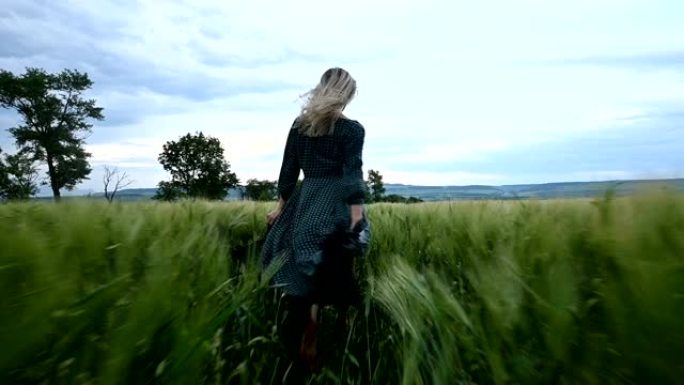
[383,194,407,203]
[0,148,6,192]
[367,169,386,203]
[0,68,104,201]
[0,147,39,200]
[244,179,277,201]
[153,132,239,201]
[406,196,424,204]
[103,165,133,202]
[153,181,184,201]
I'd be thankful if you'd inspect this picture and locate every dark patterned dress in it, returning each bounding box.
[261,117,370,298]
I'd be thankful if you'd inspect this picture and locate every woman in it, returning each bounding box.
[261,67,370,373]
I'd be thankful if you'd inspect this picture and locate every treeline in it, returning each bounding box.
[0,67,241,202]
[240,169,423,203]
[364,169,423,203]
[1,67,420,204]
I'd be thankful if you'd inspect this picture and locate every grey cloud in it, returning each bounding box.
[401,111,684,177]
[1,0,304,104]
[90,155,158,165]
[0,1,310,131]
[193,45,341,69]
[563,51,684,71]
[0,1,127,59]
[629,109,684,122]
[0,114,17,150]
[199,25,225,40]
[0,111,20,147]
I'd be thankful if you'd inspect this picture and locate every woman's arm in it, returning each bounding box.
[277,125,300,201]
[267,123,300,225]
[349,203,363,230]
[342,122,366,229]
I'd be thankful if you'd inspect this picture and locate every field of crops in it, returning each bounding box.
[1,191,683,384]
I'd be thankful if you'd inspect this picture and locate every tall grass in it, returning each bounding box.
[1,191,682,384]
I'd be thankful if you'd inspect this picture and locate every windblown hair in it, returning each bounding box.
[297,67,357,137]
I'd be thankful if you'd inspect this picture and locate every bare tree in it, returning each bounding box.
[103,165,133,202]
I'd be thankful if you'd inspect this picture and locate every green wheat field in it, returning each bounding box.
[1,190,683,384]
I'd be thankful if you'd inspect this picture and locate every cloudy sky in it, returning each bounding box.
[1,0,683,192]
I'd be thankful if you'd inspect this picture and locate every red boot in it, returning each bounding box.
[299,317,321,373]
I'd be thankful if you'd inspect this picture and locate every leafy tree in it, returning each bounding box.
[0,148,8,199]
[0,149,6,188]
[153,181,184,201]
[103,165,133,202]
[153,132,239,201]
[364,181,372,203]
[244,179,277,201]
[0,147,39,200]
[0,68,104,200]
[367,169,386,203]
[383,194,407,203]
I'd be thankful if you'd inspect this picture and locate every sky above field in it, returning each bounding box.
[1,0,684,192]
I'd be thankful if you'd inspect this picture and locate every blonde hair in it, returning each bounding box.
[297,67,357,137]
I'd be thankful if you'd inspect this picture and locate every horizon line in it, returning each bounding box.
[34,176,684,197]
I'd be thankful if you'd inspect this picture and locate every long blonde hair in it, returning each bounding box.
[297,67,357,137]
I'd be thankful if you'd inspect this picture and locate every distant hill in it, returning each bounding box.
[31,178,684,202]
[384,179,684,201]
[90,187,246,201]
[34,187,246,201]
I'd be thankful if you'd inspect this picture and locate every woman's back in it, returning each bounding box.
[278,117,365,205]
[295,118,364,179]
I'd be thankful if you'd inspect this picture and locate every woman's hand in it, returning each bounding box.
[267,198,286,225]
[266,208,282,225]
[350,204,363,231]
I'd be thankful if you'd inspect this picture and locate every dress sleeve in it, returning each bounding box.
[342,121,366,204]
[277,122,300,201]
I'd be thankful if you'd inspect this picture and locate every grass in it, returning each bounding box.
[0,190,683,384]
